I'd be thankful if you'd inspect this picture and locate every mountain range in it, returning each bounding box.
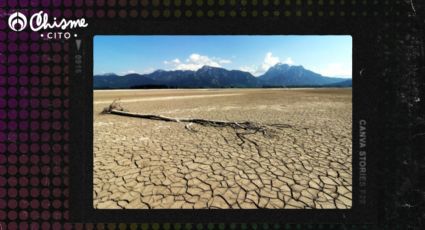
[94,63,351,89]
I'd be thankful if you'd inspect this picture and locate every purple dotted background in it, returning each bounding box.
[0,0,401,229]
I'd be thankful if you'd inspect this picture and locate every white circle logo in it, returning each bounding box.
[8,12,27,32]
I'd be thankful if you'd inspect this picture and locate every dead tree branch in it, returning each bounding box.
[101,100,292,137]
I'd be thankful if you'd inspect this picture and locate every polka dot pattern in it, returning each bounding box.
[0,0,402,229]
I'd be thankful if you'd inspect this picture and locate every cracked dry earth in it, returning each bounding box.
[93,88,352,209]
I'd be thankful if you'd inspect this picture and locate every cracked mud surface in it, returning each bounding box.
[93,88,352,209]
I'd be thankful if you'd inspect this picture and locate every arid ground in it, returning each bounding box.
[93,88,352,209]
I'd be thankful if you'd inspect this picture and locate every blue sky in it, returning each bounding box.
[94,35,352,78]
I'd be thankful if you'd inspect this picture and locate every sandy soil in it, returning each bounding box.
[93,88,352,209]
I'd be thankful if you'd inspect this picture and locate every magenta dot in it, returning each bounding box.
[30,110,39,119]
[52,9,61,17]
[30,177,39,186]
[19,166,29,175]
[8,188,17,197]
[30,155,40,163]
[8,143,18,154]
[7,177,17,187]
[8,66,17,74]
[8,199,17,209]
[52,222,61,230]
[30,44,39,52]
[19,155,29,163]
[19,32,29,41]
[8,222,18,230]
[52,88,61,97]
[41,222,50,230]
[52,66,61,74]
[30,211,39,220]
[53,177,61,186]
[19,211,29,220]
[8,87,17,96]
[41,200,50,209]
[19,54,29,63]
[41,88,50,97]
[75,9,83,17]
[8,76,17,85]
[0,178,4,187]
[19,188,29,197]
[54,121,62,130]
[53,188,61,198]
[8,122,17,131]
[41,110,50,119]
[41,155,50,164]
[8,211,17,220]
[30,144,40,153]
[97,9,105,18]
[52,111,61,119]
[64,9,72,18]
[8,98,18,108]
[0,188,5,197]
[52,211,61,220]
[19,76,29,85]
[41,0,50,7]
[31,88,40,97]
[30,65,40,74]
[8,33,18,41]
[19,199,29,209]
[52,155,61,165]
[85,9,94,17]
[8,155,17,163]
[19,223,29,230]
[41,66,50,74]
[52,54,61,63]
[52,200,61,209]
[42,121,50,130]
[30,98,40,108]
[31,77,40,85]
[30,133,40,142]
[19,43,29,52]
[19,66,29,74]
[53,144,62,153]
[53,99,61,107]
[41,166,50,175]
[31,199,40,208]
[20,88,29,97]
[0,199,4,208]
[41,43,50,52]
[19,110,29,119]
[30,32,39,40]
[8,43,18,52]
[8,166,17,175]
[19,144,29,153]
[8,54,17,63]
[19,121,29,131]
[52,77,61,85]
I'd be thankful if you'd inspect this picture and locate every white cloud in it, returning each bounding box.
[164,53,231,71]
[261,52,280,72]
[122,70,137,75]
[282,57,294,65]
[243,52,294,76]
[316,63,352,77]
[218,59,232,64]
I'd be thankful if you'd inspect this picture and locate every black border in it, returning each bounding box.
[70,18,379,223]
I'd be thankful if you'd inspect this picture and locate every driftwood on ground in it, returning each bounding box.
[101,100,292,138]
